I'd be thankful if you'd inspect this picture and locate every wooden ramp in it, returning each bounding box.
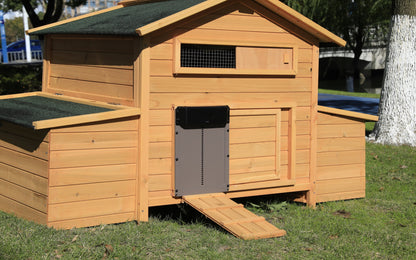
[183,193,286,240]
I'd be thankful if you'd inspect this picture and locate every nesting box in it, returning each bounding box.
[0,0,377,239]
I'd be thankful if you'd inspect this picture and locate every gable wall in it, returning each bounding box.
[146,1,317,205]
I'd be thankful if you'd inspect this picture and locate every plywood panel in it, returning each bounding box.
[317,164,365,180]
[150,77,312,93]
[48,196,135,222]
[49,77,134,100]
[150,92,311,109]
[50,64,133,86]
[48,212,135,229]
[317,137,364,152]
[0,147,48,178]
[49,164,136,186]
[49,180,135,204]
[0,195,47,225]
[49,148,137,168]
[317,150,365,167]
[317,124,364,138]
[0,163,48,195]
[316,177,365,195]
[51,117,138,133]
[0,179,47,213]
[50,131,138,150]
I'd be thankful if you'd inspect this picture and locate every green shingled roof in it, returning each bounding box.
[0,96,113,128]
[30,0,207,36]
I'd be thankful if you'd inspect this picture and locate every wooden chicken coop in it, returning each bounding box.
[0,0,378,240]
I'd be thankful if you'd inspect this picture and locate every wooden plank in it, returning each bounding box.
[49,77,134,100]
[0,195,47,225]
[51,50,134,69]
[230,171,278,185]
[318,112,362,125]
[316,177,365,195]
[182,194,286,240]
[317,137,364,152]
[281,150,310,165]
[230,156,275,174]
[51,36,134,54]
[149,158,171,175]
[317,150,365,167]
[230,114,275,129]
[318,106,378,122]
[0,131,49,160]
[0,179,47,213]
[0,163,48,195]
[317,164,365,181]
[150,43,173,60]
[48,196,135,222]
[229,179,296,191]
[225,183,310,199]
[148,174,171,192]
[149,142,172,159]
[51,116,138,133]
[150,92,311,109]
[317,124,364,138]
[48,212,135,230]
[316,190,365,203]
[33,109,140,130]
[150,77,312,93]
[49,147,137,169]
[148,195,181,207]
[230,127,275,144]
[49,164,136,186]
[42,36,52,91]
[149,126,171,142]
[49,180,135,204]
[281,135,310,150]
[50,63,133,86]
[50,131,138,150]
[230,142,275,159]
[0,147,48,178]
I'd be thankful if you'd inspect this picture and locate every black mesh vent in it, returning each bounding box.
[180,44,236,68]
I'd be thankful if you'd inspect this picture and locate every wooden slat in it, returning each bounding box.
[317,124,364,138]
[316,190,366,203]
[49,180,135,204]
[48,212,135,230]
[51,36,134,54]
[149,126,171,142]
[51,50,134,69]
[229,179,296,191]
[0,179,47,213]
[0,195,47,225]
[49,77,134,100]
[318,106,378,122]
[316,177,365,195]
[148,174,171,192]
[49,147,137,168]
[183,194,286,240]
[0,120,49,142]
[0,131,49,160]
[48,196,135,222]
[49,164,136,186]
[149,158,171,175]
[230,156,275,174]
[0,147,48,178]
[230,127,275,144]
[317,164,365,181]
[149,142,172,159]
[0,163,48,195]
[51,116,138,133]
[318,112,362,125]
[230,171,278,185]
[317,150,365,167]
[317,137,364,152]
[50,131,138,150]
[230,142,275,159]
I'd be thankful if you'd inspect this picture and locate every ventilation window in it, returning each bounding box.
[180,44,236,69]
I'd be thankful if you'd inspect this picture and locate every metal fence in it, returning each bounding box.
[1,50,43,63]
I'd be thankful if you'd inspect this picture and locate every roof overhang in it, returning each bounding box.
[318,105,379,122]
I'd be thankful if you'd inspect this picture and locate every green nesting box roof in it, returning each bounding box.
[30,0,207,36]
[0,96,113,129]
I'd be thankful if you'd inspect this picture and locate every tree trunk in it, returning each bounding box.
[371,0,416,146]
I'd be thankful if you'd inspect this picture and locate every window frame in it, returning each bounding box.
[173,38,298,76]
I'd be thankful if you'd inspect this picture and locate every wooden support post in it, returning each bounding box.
[136,36,150,221]
[307,45,319,208]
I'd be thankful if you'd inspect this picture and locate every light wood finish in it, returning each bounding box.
[137,37,151,222]
[0,147,48,178]
[0,163,48,195]
[318,106,378,122]
[0,131,49,160]
[51,116,138,133]
[42,36,52,92]
[183,193,286,240]
[317,124,364,138]
[0,179,47,212]
[0,195,47,225]
[49,212,135,229]
[27,5,123,34]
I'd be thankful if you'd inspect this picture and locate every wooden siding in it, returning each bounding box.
[147,2,314,205]
[0,121,49,224]
[48,117,139,229]
[316,112,366,203]
[45,35,136,106]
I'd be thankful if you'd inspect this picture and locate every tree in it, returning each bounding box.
[283,0,391,91]
[5,17,24,44]
[0,0,86,28]
[371,0,416,146]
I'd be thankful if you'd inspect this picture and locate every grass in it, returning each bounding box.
[1,143,415,259]
[319,88,381,99]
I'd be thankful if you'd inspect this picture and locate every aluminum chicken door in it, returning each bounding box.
[174,106,229,197]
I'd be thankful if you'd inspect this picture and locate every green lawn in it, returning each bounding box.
[318,88,381,99]
[1,142,415,259]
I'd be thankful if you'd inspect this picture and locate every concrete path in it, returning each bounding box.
[318,93,379,116]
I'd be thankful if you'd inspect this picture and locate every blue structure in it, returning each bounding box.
[0,11,8,63]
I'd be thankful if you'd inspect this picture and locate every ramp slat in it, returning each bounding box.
[183,193,286,240]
